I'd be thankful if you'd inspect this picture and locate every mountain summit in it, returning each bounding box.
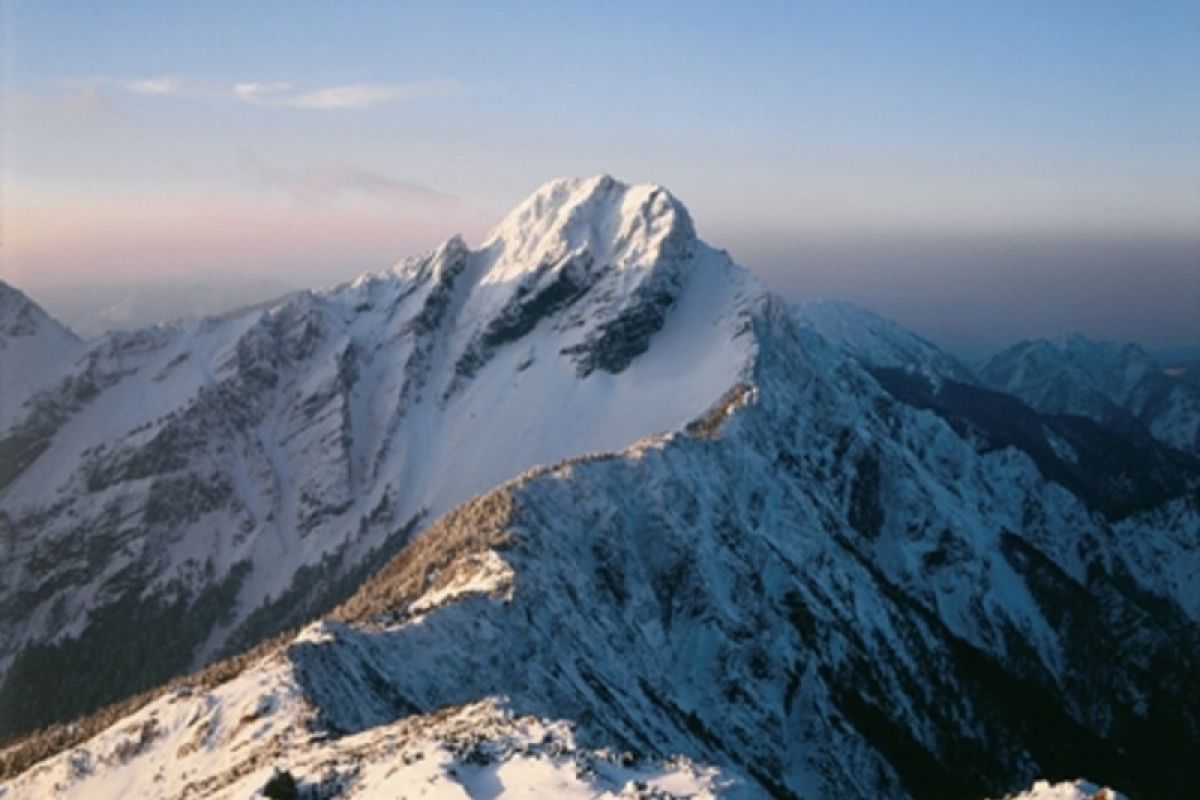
[479,175,696,279]
[1,179,1196,800]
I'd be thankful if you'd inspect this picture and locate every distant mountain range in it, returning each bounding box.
[2,177,1193,799]
[979,333,1200,455]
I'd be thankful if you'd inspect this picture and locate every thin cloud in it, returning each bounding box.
[57,76,456,110]
[65,75,183,95]
[231,81,294,103]
[124,77,182,95]
[231,79,458,110]
[241,153,462,207]
[9,87,128,124]
[287,164,461,206]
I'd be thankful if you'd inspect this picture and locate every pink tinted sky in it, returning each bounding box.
[3,185,489,288]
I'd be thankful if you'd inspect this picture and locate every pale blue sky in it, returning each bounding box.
[3,1,1198,348]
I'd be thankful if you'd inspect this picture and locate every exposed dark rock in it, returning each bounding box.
[261,769,299,800]
[562,285,678,377]
[847,450,884,538]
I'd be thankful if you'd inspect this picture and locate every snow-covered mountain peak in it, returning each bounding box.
[1009,332,1151,372]
[0,281,77,346]
[388,232,470,283]
[424,174,748,383]
[1047,332,1152,370]
[479,175,695,283]
[0,282,84,424]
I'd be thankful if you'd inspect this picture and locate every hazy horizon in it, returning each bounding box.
[3,2,1197,350]
[14,225,1199,360]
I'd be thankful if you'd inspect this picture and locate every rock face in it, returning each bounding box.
[2,177,1198,800]
[981,333,1200,455]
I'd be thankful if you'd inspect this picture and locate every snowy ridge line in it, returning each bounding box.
[1,688,734,799]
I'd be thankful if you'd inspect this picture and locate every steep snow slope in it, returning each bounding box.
[5,299,1196,799]
[981,333,1200,454]
[792,298,976,384]
[0,176,762,738]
